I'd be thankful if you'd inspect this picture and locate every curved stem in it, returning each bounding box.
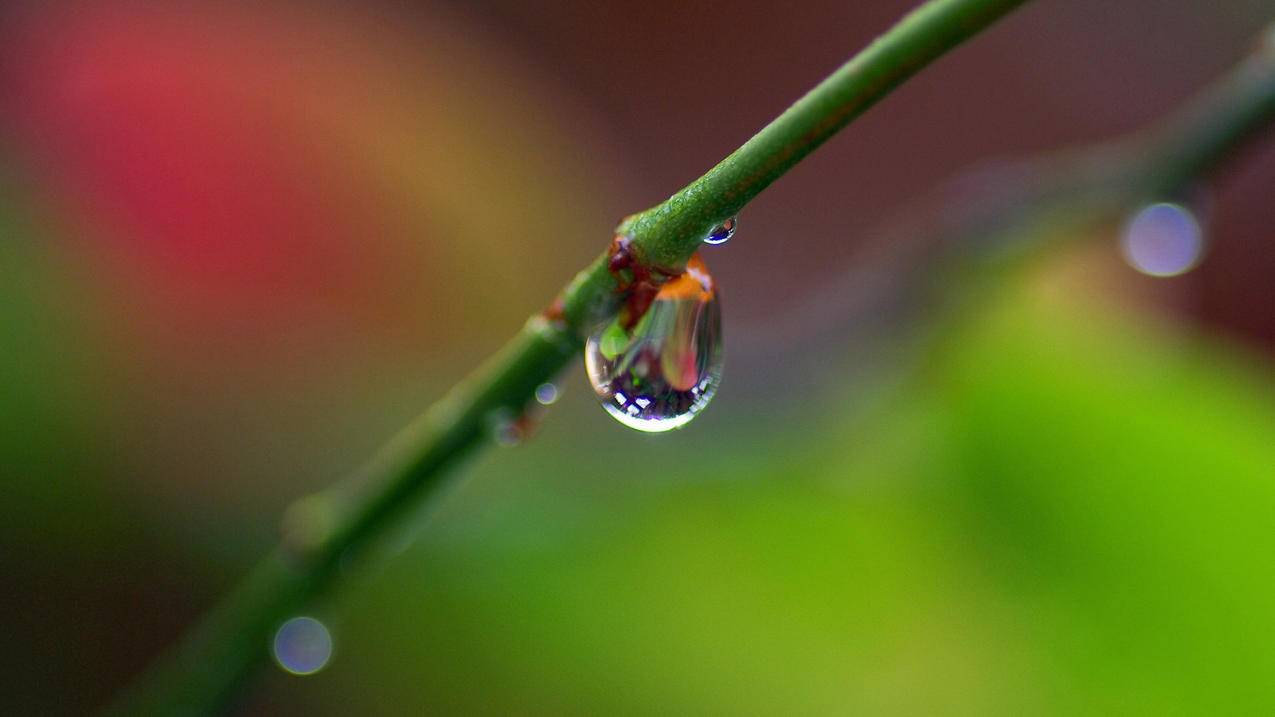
[617,0,1029,268]
[103,4,1275,716]
[1141,36,1275,195]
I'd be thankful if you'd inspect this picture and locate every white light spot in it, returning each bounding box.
[634,397,652,409]
[273,617,332,676]
[1120,202,1204,278]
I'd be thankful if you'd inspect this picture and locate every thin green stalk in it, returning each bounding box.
[614,0,1030,269]
[100,3,1275,716]
[1140,33,1275,195]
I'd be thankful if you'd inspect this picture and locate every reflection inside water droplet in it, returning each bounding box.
[585,253,722,432]
[273,617,332,676]
[704,216,737,245]
[1120,202,1204,277]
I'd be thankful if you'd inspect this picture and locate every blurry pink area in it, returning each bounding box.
[10,4,405,333]
[3,1,621,354]
[0,1,624,509]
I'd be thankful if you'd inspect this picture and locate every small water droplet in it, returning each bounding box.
[273,617,333,676]
[703,216,737,245]
[488,409,523,447]
[534,383,560,405]
[585,253,723,432]
[1120,202,1204,277]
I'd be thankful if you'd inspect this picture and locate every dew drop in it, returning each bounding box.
[488,408,523,447]
[1120,202,1204,277]
[273,616,333,676]
[703,216,737,245]
[534,382,560,405]
[585,253,722,432]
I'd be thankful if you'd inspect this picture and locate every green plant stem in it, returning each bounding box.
[614,0,1030,269]
[1142,35,1275,195]
[107,2,1032,712]
[104,5,1275,717]
[733,32,1275,399]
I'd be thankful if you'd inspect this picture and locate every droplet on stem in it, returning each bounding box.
[534,383,560,405]
[488,408,524,447]
[585,253,723,432]
[704,216,737,245]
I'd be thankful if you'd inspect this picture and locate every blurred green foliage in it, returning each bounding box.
[251,279,1275,715]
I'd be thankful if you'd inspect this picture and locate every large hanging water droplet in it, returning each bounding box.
[585,253,723,432]
[703,216,737,245]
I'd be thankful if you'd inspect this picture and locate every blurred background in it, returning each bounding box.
[3,0,1275,714]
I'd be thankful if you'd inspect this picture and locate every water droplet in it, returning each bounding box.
[488,409,523,447]
[534,383,560,405]
[703,216,737,245]
[1120,202,1204,277]
[273,617,333,676]
[585,253,722,432]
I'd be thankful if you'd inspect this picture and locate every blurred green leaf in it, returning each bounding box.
[298,279,1275,715]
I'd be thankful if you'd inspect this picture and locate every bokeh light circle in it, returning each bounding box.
[273,616,333,676]
[1119,202,1204,277]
